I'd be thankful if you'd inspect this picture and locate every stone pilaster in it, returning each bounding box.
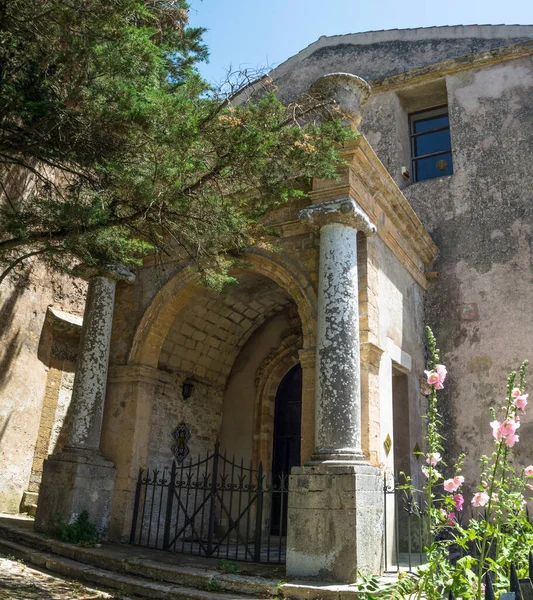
[35,264,135,533]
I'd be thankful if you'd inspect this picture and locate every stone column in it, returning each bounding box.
[302,199,375,462]
[35,264,135,533]
[286,73,384,583]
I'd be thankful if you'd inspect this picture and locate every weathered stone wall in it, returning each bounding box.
[372,235,426,483]
[272,25,533,490]
[404,56,533,483]
[0,264,85,513]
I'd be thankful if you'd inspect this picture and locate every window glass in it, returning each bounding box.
[410,106,453,183]
[413,128,452,157]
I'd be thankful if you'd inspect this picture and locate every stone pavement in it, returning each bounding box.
[0,554,139,599]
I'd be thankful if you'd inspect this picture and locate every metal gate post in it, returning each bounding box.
[254,462,264,562]
[163,460,177,550]
[207,440,220,556]
[129,468,143,544]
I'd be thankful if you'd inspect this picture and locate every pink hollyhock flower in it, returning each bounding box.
[525,465,533,477]
[472,492,490,507]
[425,370,440,386]
[426,452,442,466]
[443,476,464,492]
[490,420,502,441]
[527,484,533,491]
[443,479,455,492]
[512,387,522,398]
[453,494,464,511]
[514,394,528,414]
[436,364,447,381]
[501,418,520,436]
[422,466,441,479]
[505,433,519,448]
[447,511,456,526]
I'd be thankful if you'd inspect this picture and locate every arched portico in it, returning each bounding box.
[103,250,317,541]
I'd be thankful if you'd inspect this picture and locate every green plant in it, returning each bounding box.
[47,510,103,546]
[206,578,220,592]
[218,559,239,574]
[399,327,533,600]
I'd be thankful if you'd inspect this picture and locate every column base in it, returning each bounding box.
[286,463,384,583]
[35,449,115,534]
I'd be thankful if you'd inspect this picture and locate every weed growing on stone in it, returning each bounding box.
[47,510,103,546]
[218,559,239,574]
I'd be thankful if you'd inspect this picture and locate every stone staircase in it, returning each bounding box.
[0,518,281,600]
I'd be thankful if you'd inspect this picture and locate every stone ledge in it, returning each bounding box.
[281,581,362,600]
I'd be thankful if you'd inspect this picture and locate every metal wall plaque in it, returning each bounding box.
[171,422,191,463]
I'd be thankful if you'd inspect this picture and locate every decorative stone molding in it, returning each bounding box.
[298,197,377,235]
[360,341,384,373]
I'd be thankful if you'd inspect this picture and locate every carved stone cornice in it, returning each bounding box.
[298,198,377,236]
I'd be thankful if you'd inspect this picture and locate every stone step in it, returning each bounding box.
[0,521,279,598]
[0,538,265,600]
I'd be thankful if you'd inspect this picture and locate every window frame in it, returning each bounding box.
[409,104,453,183]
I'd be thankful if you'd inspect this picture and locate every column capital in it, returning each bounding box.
[74,262,136,284]
[298,197,376,236]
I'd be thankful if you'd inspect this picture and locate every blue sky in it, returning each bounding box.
[189,0,533,85]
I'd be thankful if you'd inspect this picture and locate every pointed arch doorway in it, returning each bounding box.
[271,363,302,535]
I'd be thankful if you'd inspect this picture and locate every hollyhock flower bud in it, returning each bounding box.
[453,494,464,511]
[525,465,533,477]
[472,492,490,507]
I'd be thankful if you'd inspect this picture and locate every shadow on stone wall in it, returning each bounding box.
[0,271,29,391]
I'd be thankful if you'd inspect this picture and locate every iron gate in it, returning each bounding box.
[129,442,288,563]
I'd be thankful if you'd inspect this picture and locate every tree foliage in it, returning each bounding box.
[0,0,352,287]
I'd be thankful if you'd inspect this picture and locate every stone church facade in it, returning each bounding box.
[1,24,533,581]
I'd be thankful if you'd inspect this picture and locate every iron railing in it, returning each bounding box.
[130,441,288,564]
[384,476,428,572]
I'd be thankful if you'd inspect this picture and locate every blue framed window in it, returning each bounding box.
[410,106,453,183]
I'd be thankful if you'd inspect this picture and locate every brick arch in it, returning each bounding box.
[128,251,317,370]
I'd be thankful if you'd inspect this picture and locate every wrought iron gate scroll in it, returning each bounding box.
[130,441,288,564]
